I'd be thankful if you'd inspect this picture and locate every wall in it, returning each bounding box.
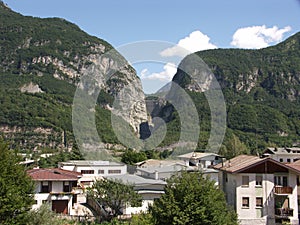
[73,164,127,177]
[235,173,275,224]
[288,172,299,225]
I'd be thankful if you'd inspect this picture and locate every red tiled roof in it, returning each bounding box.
[213,155,300,174]
[27,168,81,181]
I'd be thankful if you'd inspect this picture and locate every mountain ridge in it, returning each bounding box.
[151,32,300,156]
[0,3,148,151]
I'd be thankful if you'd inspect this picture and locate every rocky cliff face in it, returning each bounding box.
[0,2,147,149]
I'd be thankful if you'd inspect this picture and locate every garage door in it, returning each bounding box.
[52,200,68,214]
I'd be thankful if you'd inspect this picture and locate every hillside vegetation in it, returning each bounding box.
[0,3,121,150]
[158,32,300,156]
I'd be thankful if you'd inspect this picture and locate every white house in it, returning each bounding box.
[58,160,127,187]
[106,174,166,215]
[177,151,222,168]
[136,163,194,180]
[213,155,300,225]
[262,147,300,163]
[135,159,184,168]
[27,168,82,215]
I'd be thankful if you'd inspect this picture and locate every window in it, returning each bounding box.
[256,175,263,186]
[34,200,38,205]
[242,197,249,208]
[283,176,288,186]
[274,176,281,186]
[242,176,249,187]
[81,170,94,174]
[108,170,121,174]
[287,158,291,163]
[256,197,263,208]
[98,170,105,174]
[274,175,288,186]
[279,158,283,162]
[40,181,52,193]
[63,181,71,192]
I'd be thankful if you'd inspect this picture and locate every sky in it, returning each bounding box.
[4,0,300,93]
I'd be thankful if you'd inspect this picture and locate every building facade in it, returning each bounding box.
[214,155,300,225]
[58,160,127,187]
[27,168,82,215]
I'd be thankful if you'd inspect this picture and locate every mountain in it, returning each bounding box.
[0,2,147,151]
[153,32,300,157]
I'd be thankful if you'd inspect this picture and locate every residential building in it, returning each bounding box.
[262,147,300,163]
[213,155,300,225]
[136,163,194,180]
[106,174,166,215]
[177,151,222,185]
[58,160,127,187]
[135,159,184,168]
[177,151,222,168]
[27,168,82,215]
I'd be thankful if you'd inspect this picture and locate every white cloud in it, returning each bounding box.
[160,30,217,57]
[231,25,292,49]
[140,63,177,82]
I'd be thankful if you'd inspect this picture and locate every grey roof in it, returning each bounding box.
[177,152,219,159]
[135,159,184,167]
[59,160,125,167]
[137,164,195,174]
[107,174,166,186]
[263,147,300,155]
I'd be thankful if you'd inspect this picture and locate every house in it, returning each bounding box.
[177,151,222,184]
[106,174,166,215]
[213,155,300,225]
[27,168,82,215]
[58,160,127,187]
[262,147,300,163]
[136,163,195,180]
[177,151,222,168]
[135,159,184,168]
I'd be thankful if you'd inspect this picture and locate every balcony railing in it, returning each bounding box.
[275,208,293,218]
[273,186,293,194]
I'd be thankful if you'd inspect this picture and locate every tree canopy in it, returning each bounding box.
[0,140,34,224]
[89,178,142,221]
[150,171,238,225]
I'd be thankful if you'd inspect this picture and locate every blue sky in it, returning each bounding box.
[4,0,300,93]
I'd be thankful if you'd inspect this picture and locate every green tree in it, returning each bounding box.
[150,171,238,225]
[27,203,65,225]
[0,140,35,225]
[121,149,147,165]
[89,178,142,221]
[220,133,249,159]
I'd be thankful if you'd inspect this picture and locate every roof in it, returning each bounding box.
[135,159,184,167]
[213,155,300,174]
[177,152,219,159]
[59,160,125,167]
[27,168,82,181]
[287,159,300,171]
[137,164,195,174]
[263,147,300,155]
[107,174,167,186]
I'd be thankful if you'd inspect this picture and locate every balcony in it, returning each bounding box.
[273,186,293,195]
[275,208,293,218]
